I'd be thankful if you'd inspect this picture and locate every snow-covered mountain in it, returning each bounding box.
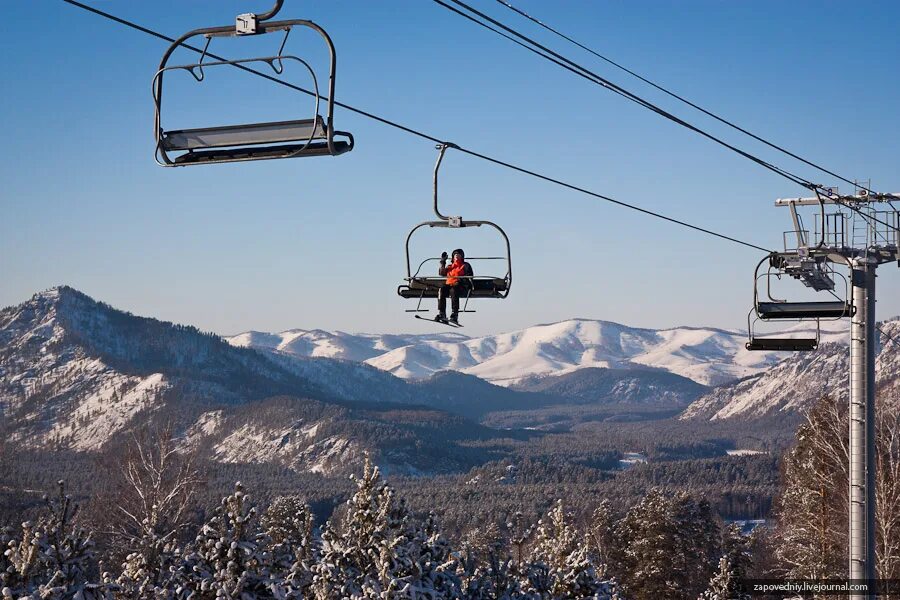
[4,285,885,468]
[227,329,467,362]
[0,288,501,475]
[228,319,850,387]
[0,287,331,450]
[681,319,900,421]
[512,367,708,407]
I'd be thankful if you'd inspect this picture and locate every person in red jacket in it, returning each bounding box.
[436,248,473,324]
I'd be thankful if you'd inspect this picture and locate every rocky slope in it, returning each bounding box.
[0,288,499,475]
[681,319,900,421]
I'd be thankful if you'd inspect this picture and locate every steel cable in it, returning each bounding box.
[61,0,773,253]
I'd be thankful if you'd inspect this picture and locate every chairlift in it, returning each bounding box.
[152,0,353,166]
[398,144,512,318]
[745,251,852,351]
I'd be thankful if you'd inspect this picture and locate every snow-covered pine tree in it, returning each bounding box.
[177,482,273,599]
[2,520,42,596]
[588,500,617,572]
[374,507,461,598]
[673,493,719,597]
[615,489,675,600]
[311,457,462,599]
[698,556,740,600]
[0,526,13,589]
[507,511,536,570]
[615,489,719,600]
[719,523,753,585]
[261,495,315,597]
[458,522,523,599]
[311,457,385,599]
[1,481,113,599]
[523,500,619,599]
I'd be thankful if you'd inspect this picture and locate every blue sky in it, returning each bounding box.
[2,1,899,337]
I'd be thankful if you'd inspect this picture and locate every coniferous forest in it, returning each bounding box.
[3,390,899,599]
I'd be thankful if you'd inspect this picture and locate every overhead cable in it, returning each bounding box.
[434,0,821,191]
[61,0,773,253]
[436,0,900,235]
[494,0,879,197]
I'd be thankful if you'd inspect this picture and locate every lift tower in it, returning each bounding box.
[767,188,899,599]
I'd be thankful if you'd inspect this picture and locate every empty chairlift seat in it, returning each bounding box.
[757,301,853,320]
[160,116,353,165]
[745,337,818,352]
[153,11,353,167]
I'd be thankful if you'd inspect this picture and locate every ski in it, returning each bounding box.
[414,315,463,328]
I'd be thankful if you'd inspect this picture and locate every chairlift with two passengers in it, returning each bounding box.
[152,0,353,166]
[746,251,854,351]
[398,144,512,323]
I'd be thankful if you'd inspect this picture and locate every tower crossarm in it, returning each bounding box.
[775,192,900,206]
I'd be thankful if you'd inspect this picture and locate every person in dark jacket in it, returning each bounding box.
[436,248,473,324]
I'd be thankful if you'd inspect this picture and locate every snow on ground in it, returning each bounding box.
[213,423,309,464]
[37,367,166,451]
[304,436,356,474]
[617,452,648,469]
[225,328,468,364]
[681,342,850,421]
[683,320,900,421]
[180,410,225,450]
[726,449,767,456]
[226,331,282,350]
[212,420,357,475]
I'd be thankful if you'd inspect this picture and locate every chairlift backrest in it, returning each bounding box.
[153,6,353,166]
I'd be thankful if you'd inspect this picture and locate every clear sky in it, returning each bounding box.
[2,1,899,337]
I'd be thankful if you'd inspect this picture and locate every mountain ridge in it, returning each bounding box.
[228,318,850,387]
[6,287,707,476]
[4,286,889,473]
[0,287,506,474]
